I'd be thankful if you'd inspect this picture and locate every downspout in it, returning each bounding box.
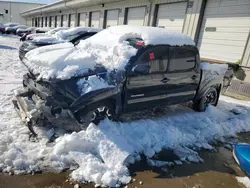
[147,0,153,26]
[194,0,207,45]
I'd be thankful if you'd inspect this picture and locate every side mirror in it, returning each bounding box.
[132,64,150,75]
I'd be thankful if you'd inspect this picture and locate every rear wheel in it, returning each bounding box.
[193,87,218,112]
[78,101,115,130]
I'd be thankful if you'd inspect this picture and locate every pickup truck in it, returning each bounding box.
[13,25,227,135]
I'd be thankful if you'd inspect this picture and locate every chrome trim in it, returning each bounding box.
[131,94,145,98]
[128,91,196,104]
[167,91,196,98]
[128,94,166,104]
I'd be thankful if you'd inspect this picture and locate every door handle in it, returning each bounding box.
[161,78,169,83]
[191,75,197,80]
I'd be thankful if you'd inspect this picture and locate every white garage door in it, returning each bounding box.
[51,16,55,27]
[57,15,61,27]
[127,6,146,26]
[198,0,250,63]
[156,2,187,32]
[105,9,119,28]
[39,17,43,27]
[90,11,100,28]
[79,12,87,26]
[62,15,68,27]
[70,14,76,27]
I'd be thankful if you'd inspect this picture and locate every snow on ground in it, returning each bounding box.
[237,177,250,188]
[1,35,250,187]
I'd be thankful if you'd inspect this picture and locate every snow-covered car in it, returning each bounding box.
[16,27,36,36]
[0,22,19,33]
[35,27,52,33]
[46,27,69,35]
[22,28,69,42]
[19,27,102,60]
[5,25,28,35]
[13,25,228,135]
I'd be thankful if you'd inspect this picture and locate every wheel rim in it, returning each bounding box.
[204,90,217,107]
[79,106,112,130]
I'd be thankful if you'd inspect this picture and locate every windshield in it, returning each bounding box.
[63,33,81,41]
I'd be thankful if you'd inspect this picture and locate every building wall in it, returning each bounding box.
[0,1,43,25]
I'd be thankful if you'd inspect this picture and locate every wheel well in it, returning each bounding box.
[74,98,116,124]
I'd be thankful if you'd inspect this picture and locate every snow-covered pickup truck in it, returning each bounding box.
[13,25,228,135]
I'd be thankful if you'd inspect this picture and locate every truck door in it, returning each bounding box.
[164,46,200,105]
[124,46,170,111]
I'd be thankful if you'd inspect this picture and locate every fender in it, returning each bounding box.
[70,86,121,113]
[194,71,223,103]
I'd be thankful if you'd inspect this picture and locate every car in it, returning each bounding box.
[5,25,28,35]
[46,27,69,35]
[16,27,36,36]
[19,27,102,60]
[35,27,54,33]
[21,28,69,42]
[13,25,228,136]
[0,23,19,33]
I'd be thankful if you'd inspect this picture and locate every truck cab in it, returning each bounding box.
[124,43,200,112]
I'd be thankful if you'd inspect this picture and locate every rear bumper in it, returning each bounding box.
[13,89,82,131]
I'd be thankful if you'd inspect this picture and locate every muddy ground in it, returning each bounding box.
[0,132,249,188]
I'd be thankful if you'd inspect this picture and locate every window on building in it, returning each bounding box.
[168,47,196,72]
[5,10,8,14]
[45,17,47,27]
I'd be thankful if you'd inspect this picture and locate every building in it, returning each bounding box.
[0,0,44,25]
[20,0,250,81]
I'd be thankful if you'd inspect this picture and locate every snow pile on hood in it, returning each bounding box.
[32,27,102,44]
[32,36,60,43]
[26,33,48,40]
[54,27,102,40]
[24,25,194,80]
[46,27,69,35]
[77,75,114,95]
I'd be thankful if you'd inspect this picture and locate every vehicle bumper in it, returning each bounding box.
[13,88,82,132]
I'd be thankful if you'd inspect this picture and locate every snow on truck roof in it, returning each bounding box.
[90,25,195,46]
[24,26,195,80]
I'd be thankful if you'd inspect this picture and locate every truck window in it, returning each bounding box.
[134,46,169,73]
[169,47,196,72]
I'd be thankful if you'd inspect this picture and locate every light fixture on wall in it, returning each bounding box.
[101,4,104,7]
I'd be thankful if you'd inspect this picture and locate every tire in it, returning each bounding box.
[193,87,218,112]
[77,100,115,130]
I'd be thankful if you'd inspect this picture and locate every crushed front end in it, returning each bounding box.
[12,72,83,135]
